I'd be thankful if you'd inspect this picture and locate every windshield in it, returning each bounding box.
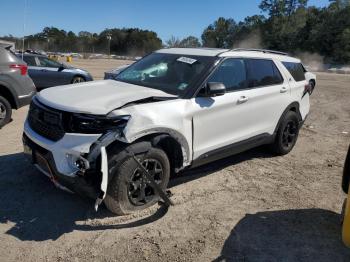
[116,53,216,96]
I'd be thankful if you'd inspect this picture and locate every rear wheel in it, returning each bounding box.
[271,111,300,155]
[71,76,85,84]
[0,96,12,128]
[104,144,170,215]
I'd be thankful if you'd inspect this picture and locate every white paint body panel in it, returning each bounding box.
[305,71,316,83]
[37,80,176,115]
[191,59,292,158]
[25,48,311,176]
[24,120,101,176]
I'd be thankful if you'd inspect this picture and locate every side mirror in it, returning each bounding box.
[58,64,65,71]
[206,82,226,97]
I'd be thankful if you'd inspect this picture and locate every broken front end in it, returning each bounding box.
[23,97,129,208]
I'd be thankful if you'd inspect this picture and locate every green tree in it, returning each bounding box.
[201,17,238,48]
[179,36,201,47]
[166,36,181,47]
[259,0,308,16]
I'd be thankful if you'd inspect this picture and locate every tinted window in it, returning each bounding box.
[282,62,305,82]
[38,56,61,68]
[116,53,216,96]
[23,55,37,66]
[208,58,247,91]
[246,59,283,88]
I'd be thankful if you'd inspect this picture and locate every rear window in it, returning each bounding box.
[246,59,283,88]
[282,62,305,82]
[23,56,37,66]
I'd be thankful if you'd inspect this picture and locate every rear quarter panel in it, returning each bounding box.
[0,49,36,99]
[277,60,310,120]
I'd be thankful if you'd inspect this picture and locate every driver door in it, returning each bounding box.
[36,56,64,88]
[191,58,252,159]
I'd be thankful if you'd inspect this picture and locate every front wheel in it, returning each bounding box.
[0,95,12,128]
[271,111,300,155]
[71,76,85,84]
[104,144,170,215]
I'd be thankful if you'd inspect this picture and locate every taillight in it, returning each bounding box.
[302,83,311,98]
[9,64,28,75]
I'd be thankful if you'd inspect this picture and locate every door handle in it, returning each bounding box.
[237,96,249,104]
[280,87,288,93]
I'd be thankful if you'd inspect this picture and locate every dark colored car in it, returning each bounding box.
[18,53,93,90]
[104,64,130,80]
[0,47,36,128]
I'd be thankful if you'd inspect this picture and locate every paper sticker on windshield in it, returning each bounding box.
[177,57,197,64]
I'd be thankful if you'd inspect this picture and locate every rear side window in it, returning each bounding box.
[23,56,37,66]
[246,59,283,88]
[282,62,305,82]
[38,56,61,68]
[208,58,247,91]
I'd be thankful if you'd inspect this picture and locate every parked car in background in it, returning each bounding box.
[0,47,36,128]
[104,64,130,80]
[17,53,93,90]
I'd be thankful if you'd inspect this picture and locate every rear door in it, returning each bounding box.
[243,58,291,135]
[36,56,64,88]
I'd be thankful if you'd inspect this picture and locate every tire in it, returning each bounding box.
[104,144,170,215]
[71,76,85,84]
[0,95,12,128]
[271,111,300,155]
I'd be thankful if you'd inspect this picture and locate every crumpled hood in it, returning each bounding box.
[37,80,176,115]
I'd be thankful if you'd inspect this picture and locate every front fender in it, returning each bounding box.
[124,127,191,166]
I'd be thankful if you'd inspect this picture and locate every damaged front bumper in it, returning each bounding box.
[23,120,112,208]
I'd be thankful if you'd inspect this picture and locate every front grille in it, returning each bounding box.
[28,99,65,141]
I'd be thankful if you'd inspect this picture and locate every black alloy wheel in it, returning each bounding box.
[281,120,298,151]
[128,158,164,206]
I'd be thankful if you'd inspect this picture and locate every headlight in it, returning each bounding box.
[67,114,130,133]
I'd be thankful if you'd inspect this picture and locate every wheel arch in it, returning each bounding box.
[106,130,190,174]
[71,74,86,83]
[0,83,17,109]
[273,102,302,135]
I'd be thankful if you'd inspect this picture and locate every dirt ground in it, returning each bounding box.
[0,59,350,262]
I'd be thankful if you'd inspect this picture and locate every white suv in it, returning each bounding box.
[23,48,312,215]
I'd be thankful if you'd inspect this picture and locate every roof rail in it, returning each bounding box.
[230,48,288,56]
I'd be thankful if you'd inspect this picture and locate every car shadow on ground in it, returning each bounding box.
[0,147,272,242]
[169,146,273,188]
[0,152,169,241]
[213,208,350,262]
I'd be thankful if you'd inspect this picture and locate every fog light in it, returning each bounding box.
[75,159,87,170]
[66,154,90,172]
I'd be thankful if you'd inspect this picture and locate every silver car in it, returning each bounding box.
[0,47,36,128]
